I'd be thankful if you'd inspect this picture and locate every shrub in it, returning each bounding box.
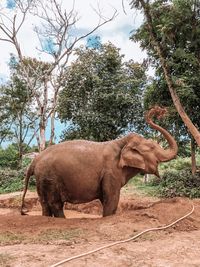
[0,145,19,168]
[159,157,192,172]
[0,168,24,193]
[0,158,35,194]
[153,168,200,198]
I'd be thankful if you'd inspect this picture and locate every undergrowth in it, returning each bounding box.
[0,157,35,194]
[127,154,200,198]
[153,168,200,198]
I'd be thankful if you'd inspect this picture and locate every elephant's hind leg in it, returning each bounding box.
[37,177,65,218]
[37,180,53,217]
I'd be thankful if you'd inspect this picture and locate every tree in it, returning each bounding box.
[0,106,13,145]
[58,43,147,141]
[0,0,116,151]
[13,56,55,151]
[130,0,200,147]
[0,72,35,165]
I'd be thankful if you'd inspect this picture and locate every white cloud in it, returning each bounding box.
[0,0,146,78]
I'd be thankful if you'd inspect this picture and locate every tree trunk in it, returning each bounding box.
[191,137,197,175]
[40,125,46,152]
[18,112,23,167]
[49,111,55,146]
[34,130,41,152]
[137,0,200,147]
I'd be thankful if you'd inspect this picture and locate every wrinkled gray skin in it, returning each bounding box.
[21,115,178,218]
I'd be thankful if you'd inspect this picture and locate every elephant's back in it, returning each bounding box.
[34,140,106,177]
[38,139,105,159]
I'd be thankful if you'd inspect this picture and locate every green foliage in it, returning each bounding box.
[127,153,200,198]
[159,156,195,172]
[154,169,200,198]
[0,65,36,159]
[0,168,24,193]
[58,43,147,141]
[0,145,19,168]
[0,155,34,194]
[148,153,200,198]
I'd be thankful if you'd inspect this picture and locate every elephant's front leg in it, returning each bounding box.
[101,175,121,217]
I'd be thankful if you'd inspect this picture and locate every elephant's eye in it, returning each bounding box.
[150,145,155,149]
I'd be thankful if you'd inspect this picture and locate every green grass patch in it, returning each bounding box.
[122,175,159,197]
[0,232,26,245]
[0,229,82,246]
[37,228,82,242]
[0,253,14,267]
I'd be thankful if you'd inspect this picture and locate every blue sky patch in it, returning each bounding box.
[42,38,57,54]
[86,35,101,49]
[6,0,16,9]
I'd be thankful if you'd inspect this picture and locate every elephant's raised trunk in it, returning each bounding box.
[146,106,178,162]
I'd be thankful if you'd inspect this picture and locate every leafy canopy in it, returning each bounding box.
[58,43,147,141]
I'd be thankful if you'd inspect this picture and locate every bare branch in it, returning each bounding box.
[122,0,128,15]
[0,24,13,40]
[0,37,13,43]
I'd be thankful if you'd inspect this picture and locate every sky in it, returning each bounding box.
[0,0,146,82]
[0,0,147,146]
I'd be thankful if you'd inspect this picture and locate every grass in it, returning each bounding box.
[0,232,26,245]
[36,229,82,243]
[122,175,159,197]
[131,230,165,242]
[0,228,83,246]
[0,253,14,267]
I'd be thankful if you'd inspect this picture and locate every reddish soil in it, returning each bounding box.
[0,190,200,267]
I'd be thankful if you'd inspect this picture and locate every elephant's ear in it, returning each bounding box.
[119,145,145,170]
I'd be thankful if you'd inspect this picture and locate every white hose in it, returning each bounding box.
[50,203,194,267]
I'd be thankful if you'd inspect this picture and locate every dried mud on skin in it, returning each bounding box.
[0,191,200,267]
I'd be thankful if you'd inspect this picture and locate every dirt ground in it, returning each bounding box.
[0,189,200,267]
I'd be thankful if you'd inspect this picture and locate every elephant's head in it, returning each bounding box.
[119,106,178,177]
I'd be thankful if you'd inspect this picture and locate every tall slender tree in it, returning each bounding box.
[130,0,200,147]
[0,73,35,165]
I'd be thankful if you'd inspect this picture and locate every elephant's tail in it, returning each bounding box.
[20,159,36,215]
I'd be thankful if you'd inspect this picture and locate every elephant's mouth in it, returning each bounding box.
[154,168,160,178]
[140,167,160,178]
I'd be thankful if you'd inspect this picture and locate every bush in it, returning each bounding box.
[0,168,24,193]
[0,158,35,194]
[0,145,19,168]
[153,168,200,198]
[159,156,193,172]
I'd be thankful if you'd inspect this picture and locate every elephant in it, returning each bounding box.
[21,107,178,218]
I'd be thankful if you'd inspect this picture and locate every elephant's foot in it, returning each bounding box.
[102,194,120,217]
[53,209,65,218]
[42,205,53,217]
[102,207,117,217]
